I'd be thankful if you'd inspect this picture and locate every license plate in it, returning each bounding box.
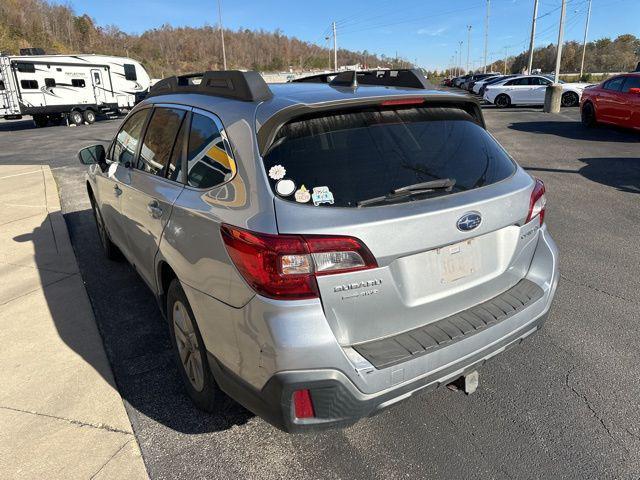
[437,239,479,283]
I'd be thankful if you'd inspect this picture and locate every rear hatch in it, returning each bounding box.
[262,102,539,346]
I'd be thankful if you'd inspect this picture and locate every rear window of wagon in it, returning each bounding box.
[262,106,516,208]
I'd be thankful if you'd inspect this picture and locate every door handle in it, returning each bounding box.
[113,184,122,196]
[147,200,163,219]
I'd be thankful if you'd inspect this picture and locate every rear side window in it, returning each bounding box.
[20,80,38,89]
[621,76,640,92]
[603,77,625,91]
[112,109,149,165]
[262,106,515,208]
[187,113,236,189]
[137,107,187,177]
[124,64,137,81]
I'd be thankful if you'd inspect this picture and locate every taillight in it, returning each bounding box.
[526,179,546,225]
[220,224,377,300]
[293,389,315,419]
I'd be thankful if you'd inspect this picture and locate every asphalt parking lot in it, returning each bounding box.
[2,106,639,480]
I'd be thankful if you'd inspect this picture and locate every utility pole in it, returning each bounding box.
[579,0,592,79]
[466,25,472,73]
[325,36,331,70]
[217,0,227,70]
[454,51,458,76]
[483,0,490,73]
[459,40,464,74]
[553,0,567,83]
[527,0,539,75]
[332,22,338,71]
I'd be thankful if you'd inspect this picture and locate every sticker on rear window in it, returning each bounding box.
[268,164,286,180]
[312,186,334,206]
[275,179,296,196]
[294,185,311,203]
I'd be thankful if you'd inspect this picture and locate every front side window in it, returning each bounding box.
[71,79,85,88]
[603,77,625,92]
[112,109,149,166]
[16,63,35,73]
[262,106,516,208]
[124,64,137,81]
[137,107,187,177]
[20,80,38,89]
[187,113,236,189]
[621,76,640,93]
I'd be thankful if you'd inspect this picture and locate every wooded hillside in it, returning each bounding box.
[0,0,406,77]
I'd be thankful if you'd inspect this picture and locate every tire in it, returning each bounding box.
[33,114,48,128]
[83,109,96,124]
[89,194,119,260]
[494,94,511,108]
[167,279,227,413]
[581,102,597,127]
[69,110,84,126]
[561,92,579,107]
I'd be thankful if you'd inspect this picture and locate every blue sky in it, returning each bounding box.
[66,0,639,71]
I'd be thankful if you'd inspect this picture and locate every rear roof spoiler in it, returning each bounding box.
[257,94,485,157]
[291,69,431,89]
[147,70,273,102]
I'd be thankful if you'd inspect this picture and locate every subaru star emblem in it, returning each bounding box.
[457,212,482,232]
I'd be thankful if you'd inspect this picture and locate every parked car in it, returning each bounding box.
[453,75,471,87]
[463,73,500,92]
[442,77,453,87]
[477,75,518,96]
[484,75,588,108]
[580,73,640,130]
[78,69,558,432]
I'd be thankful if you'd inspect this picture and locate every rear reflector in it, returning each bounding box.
[220,225,377,300]
[380,98,425,106]
[526,178,546,225]
[293,389,315,419]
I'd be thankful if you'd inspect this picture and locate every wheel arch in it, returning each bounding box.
[156,259,178,319]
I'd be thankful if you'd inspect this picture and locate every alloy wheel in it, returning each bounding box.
[173,300,205,392]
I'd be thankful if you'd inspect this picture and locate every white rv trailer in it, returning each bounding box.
[0,53,151,127]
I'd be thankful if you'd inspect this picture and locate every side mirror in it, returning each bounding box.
[78,144,106,170]
[628,88,640,95]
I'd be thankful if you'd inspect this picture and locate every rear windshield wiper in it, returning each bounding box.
[357,178,456,208]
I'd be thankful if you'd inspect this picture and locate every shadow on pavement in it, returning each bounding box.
[0,119,36,132]
[509,121,640,142]
[524,157,640,194]
[30,208,252,434]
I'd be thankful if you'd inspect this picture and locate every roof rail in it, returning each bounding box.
[147,70,273,102]
[291,69,431,89]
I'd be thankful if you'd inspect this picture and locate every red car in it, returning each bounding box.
[581,73,640,130]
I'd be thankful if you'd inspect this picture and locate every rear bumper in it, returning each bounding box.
[208,310,547,433]
[206,228,559,432]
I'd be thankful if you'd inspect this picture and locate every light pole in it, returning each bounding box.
[579,0,592,79]
[483,0,490,73]
[459,40,464,74]
[217,0,227,70]
[332,22,338,71]
[527,0,539,75]
[466,25,472,73]
[553,0,567,83]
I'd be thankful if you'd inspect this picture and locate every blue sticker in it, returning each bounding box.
[311,186,335,206]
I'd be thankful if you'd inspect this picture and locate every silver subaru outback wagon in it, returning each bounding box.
[78,69,559,432]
